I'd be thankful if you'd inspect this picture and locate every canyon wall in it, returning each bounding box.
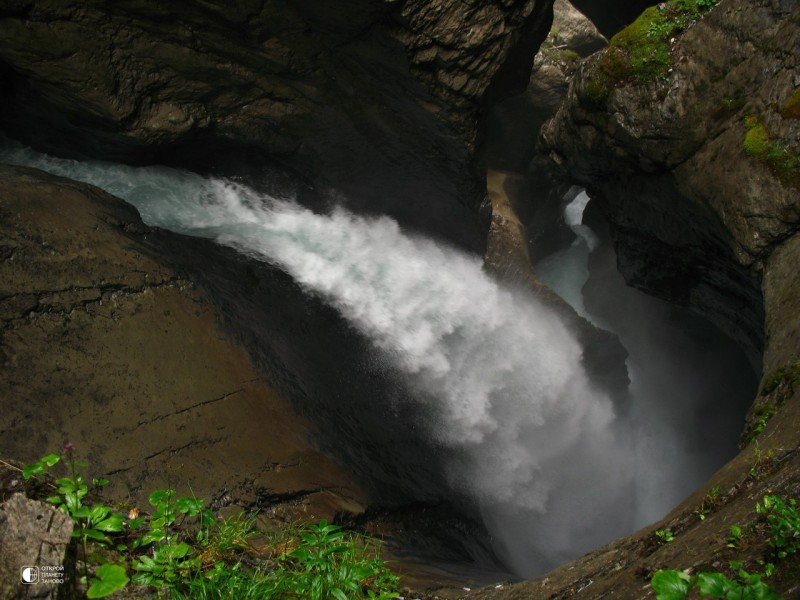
[0,0,554,252]
[469,0,800,597]
[540,0,799,370]
[0,164,364,518]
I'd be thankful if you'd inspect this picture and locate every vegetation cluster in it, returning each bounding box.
[17,447,399,599]
[583,0,718,105]
[650,494,800,599]
[743,117,800,189]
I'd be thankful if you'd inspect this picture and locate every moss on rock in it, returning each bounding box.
[781,89,800,120]
[743,116,800,189]
[580,0,719,106]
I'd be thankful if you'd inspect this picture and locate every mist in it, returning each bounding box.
[0,141,755,577]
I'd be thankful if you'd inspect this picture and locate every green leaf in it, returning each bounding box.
[331,589,348,600]
[89,505,111,523]
[55,477,75,491]
[71,506,91,519]
[82,528,110,542]
[176,497,204,516]
[149,489,175,506]
[41,453,61,467]
[86,564,129,598]
[167,542,191,559]
[96,513,125,532]
[134,555,156,571]
[93,478,109,488]
[47,495,63,505]
[651,570,692,600]
[22,463,44,479]
[697,572,736,597]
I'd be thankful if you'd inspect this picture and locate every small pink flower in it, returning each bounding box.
[64,442,75,454]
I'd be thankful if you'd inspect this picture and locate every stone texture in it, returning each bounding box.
[0,165,363,514]
[463,2,800,597]
[547,0,607,57]
[0,0,555,253]
[540,0,800,367]
[0,494,72,599]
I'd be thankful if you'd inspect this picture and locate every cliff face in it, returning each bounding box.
[540,0,799,368]
[0,0,553,252]
[465,1,800,597]
[0,164,363,517]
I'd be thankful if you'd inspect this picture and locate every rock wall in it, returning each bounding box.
[465,2,800,596]
[540,0,800,368]
[0,0,554,252]
[0,165,363,517]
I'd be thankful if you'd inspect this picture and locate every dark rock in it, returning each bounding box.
[467,4,800,595]
[547,0,607,57]
[485,170,630,403]
[540,0,800,369]
[0,165,365,515]
[0,494,72,600]
[568,0,657,38]
[0,0,555,253]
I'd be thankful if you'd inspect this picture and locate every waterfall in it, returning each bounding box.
[0,140,753,577]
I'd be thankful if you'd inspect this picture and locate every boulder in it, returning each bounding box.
[0,494,72,600]
[540,0,800,368]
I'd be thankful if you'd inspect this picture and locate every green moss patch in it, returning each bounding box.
[782,89,800,120]
[744,117,800,189]
[761,359,800,398]
[742,359,800,444]
[582,0,718,105]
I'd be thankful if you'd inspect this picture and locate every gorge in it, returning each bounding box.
[1,0,799,598]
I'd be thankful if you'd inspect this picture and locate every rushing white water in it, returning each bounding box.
[535,189,597,319]
[0,141,750,577]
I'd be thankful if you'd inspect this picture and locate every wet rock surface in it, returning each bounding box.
[540,0,800,367]
[0,0,554,253]
[0,165,364,515]
[466,0,800,597]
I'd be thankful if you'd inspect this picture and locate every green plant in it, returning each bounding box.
[757,496,800,559]
[748,444,776,481]
[132,489,213,548]
[22,451,400,600]
[656,529,675,545]
[581,0,718,106]
[132,540,198,587]
[204,512,258,556]
[696,486,722,521]
[179,562,281,599]
[23,446,127,598]
[727,524,743,549]
[743,117,800,188]
[273,520,399,600]
[129,488,215,588]
[86,564,129,599]
[651,563,781,600]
